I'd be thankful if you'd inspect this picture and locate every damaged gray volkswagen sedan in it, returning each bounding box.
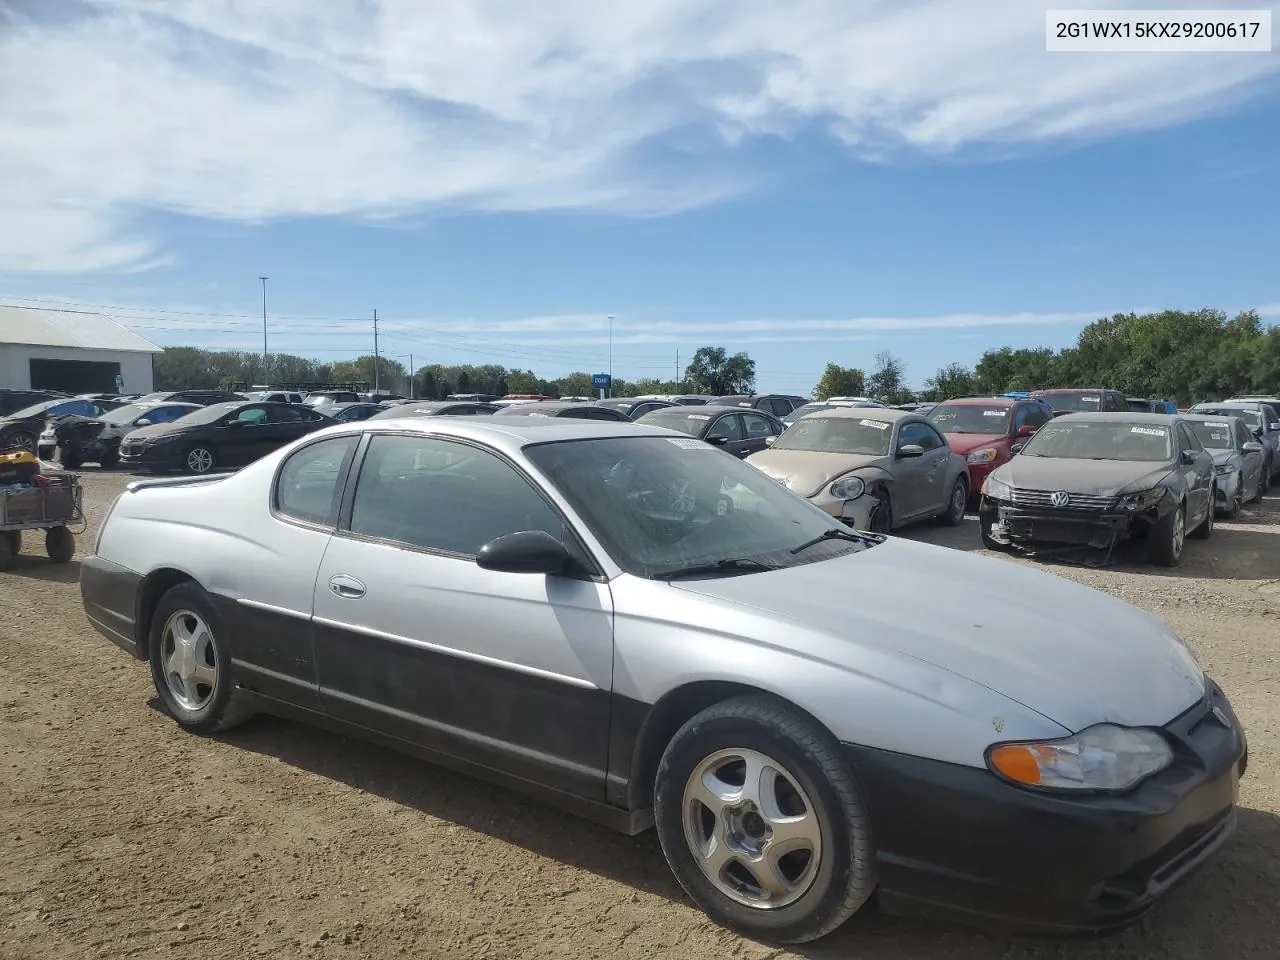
[81,417,1246,943]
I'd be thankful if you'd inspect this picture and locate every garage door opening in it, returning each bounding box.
[29,358,122,394]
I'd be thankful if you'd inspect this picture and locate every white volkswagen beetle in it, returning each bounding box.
[81,417,1246,943]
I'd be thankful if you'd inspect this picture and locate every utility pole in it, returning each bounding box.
[372,309,380,394]
[408,353,414,399]
[675,349,679,391]
[258,276,269,386]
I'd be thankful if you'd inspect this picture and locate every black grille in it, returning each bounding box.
[1009,488,1116,512]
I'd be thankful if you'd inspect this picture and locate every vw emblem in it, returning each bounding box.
[1211,705,1232,729]
[1049,490,1071,508]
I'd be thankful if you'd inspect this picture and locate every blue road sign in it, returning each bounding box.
[591,373,612,389]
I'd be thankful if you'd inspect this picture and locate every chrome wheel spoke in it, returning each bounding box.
[161,610,217,711]
[189,661,217,690]
[763,809,820,855]
[743,853,792,901]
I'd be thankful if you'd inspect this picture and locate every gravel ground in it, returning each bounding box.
[2,468,1278,960]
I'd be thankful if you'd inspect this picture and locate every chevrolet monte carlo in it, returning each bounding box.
[81,417,1247,943]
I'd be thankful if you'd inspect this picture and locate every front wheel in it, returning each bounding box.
[5,431,36,453]
[654,695,876,944]
[1149,502,1186,567]
[1225,475,1243,519]
[45,527,75,563]
[183,445,216,475]
[937,476,968,526]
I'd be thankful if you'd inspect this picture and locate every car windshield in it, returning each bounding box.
[1038,392,1103,413]
[1020,421,1172,462]
[1196,407,1261,428]
[99,403,154,425]
[6,399,64,419]
[782,403,834,424]
[1188,421,1234,450]
[928,404,1011,434]
[168,402,241,427]
[524,437,870,578]
[635,409,714,437]
[771,416,893,455]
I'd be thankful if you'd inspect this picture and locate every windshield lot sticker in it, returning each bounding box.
[685,414,711,420]
[665,437,710,449]
[1081,396,1100,402]
[860,419,890,429]
[983,410,1005,416]
[1205,422,1229,428]
[1130,426,1164,436]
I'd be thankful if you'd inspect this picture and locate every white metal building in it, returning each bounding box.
[0,306,162,394]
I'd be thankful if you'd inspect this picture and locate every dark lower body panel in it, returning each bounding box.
[80,555,144,657]
[845,683,1247,933]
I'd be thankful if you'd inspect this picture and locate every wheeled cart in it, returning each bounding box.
[0,474,84,571]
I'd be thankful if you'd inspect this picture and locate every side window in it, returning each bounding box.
[922,424,947,450]
[1013,405,1034,431]
[1024,404,1052,429]
[149,406,189,424]
[742,412,776,439]
[268,405,308,423]
[348,435,569,556]
[707,414,743,442]
[897,422,930,449]
[1177,422,1203,453]
[1235,420,1252,448]
[763,398,788,418]
[586,408,626,421]
[275,436,358,526]
[231,405,269,425]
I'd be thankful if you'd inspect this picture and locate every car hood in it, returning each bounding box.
[672,537,1204,731]
[126,422,189,440]
[746,449,889,497]
[939,432,1005,454]
[994,456,1172,495]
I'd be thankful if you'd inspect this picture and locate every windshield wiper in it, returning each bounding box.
[790,526,873,555]
[653,558,778,581]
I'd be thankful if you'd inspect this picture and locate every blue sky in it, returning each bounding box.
[2,1,1278,395]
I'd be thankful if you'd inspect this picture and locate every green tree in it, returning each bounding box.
[866,351,912,405]
[922,363,977,402]
[811,363,866,400]
[684,346,756,395]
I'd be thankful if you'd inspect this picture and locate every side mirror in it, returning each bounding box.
[1180,450,1197,465]
[226,420,245,429]
[135,418,153,426]
[763,435,776,445]
[1270,422,1280,432]
[897,443,925,459]
[706,434,729,446]
[476,530,572,575]
[1242,441,1263,453]
[1253,427,1264,438]
[1016,424,1036,438]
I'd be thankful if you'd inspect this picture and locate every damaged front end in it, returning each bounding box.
[980,486,1168,567]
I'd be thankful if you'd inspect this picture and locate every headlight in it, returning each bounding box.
[982,475,1012,500]
[1117,487,1165,511]
[829,475,865,500]
[986,723,1173,792]
[966,446,999,464]
[1214,463,1234,476]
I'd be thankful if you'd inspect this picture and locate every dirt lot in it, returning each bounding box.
[2,468,1278,960]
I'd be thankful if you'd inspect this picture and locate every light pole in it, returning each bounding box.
[258,276,269,386]
[607,315,615,398]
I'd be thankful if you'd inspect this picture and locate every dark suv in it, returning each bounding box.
[1032,388,1128,417]
[707,394,808,419]
[0,389,65,417]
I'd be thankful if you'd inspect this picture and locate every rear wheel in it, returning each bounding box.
[6,431,36,453]
[0,532,15,571]
[654,695,876,944]
[45,527,75,563]
[1149,502,1185,567]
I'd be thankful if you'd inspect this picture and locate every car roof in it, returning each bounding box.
[801,407,915,422]
[1033,387,1113,393]
[1194,400,1271,408]
[933,396,1019,407]
[1052,412,1180,424]
[495,401,600,415]
[325,414,669,454]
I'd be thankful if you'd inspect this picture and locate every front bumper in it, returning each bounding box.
[811,492,875,530]
[118,440,184,470]
[980,496,1163,550]
[846,679,1246,933]
[1213,472,1239,510]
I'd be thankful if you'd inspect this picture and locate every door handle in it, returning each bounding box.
[328,574,366,599]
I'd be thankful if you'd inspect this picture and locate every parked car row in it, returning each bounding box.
[80,410,1250,944]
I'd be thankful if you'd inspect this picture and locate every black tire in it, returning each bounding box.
[182,445,216,475]
[6,530,22,555]
[0,533,14,572]
[653,694,876,944]
[867,490,893,534]
[1225,475,1243,519]
[979,505,1009,552]
[936,476,968,526]
[1190,494,1214,540]
[6,431,36,453]
[44,527,75,563]
[147,582,254,734]
[1149,502,1185,567]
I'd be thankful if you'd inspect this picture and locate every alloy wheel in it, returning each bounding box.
[160,609,218,712]
[681,748,822,910]
[186,447,214,473]
[1172,506,1185,559]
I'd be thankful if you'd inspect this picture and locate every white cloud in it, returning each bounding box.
[4,0,1279,270]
